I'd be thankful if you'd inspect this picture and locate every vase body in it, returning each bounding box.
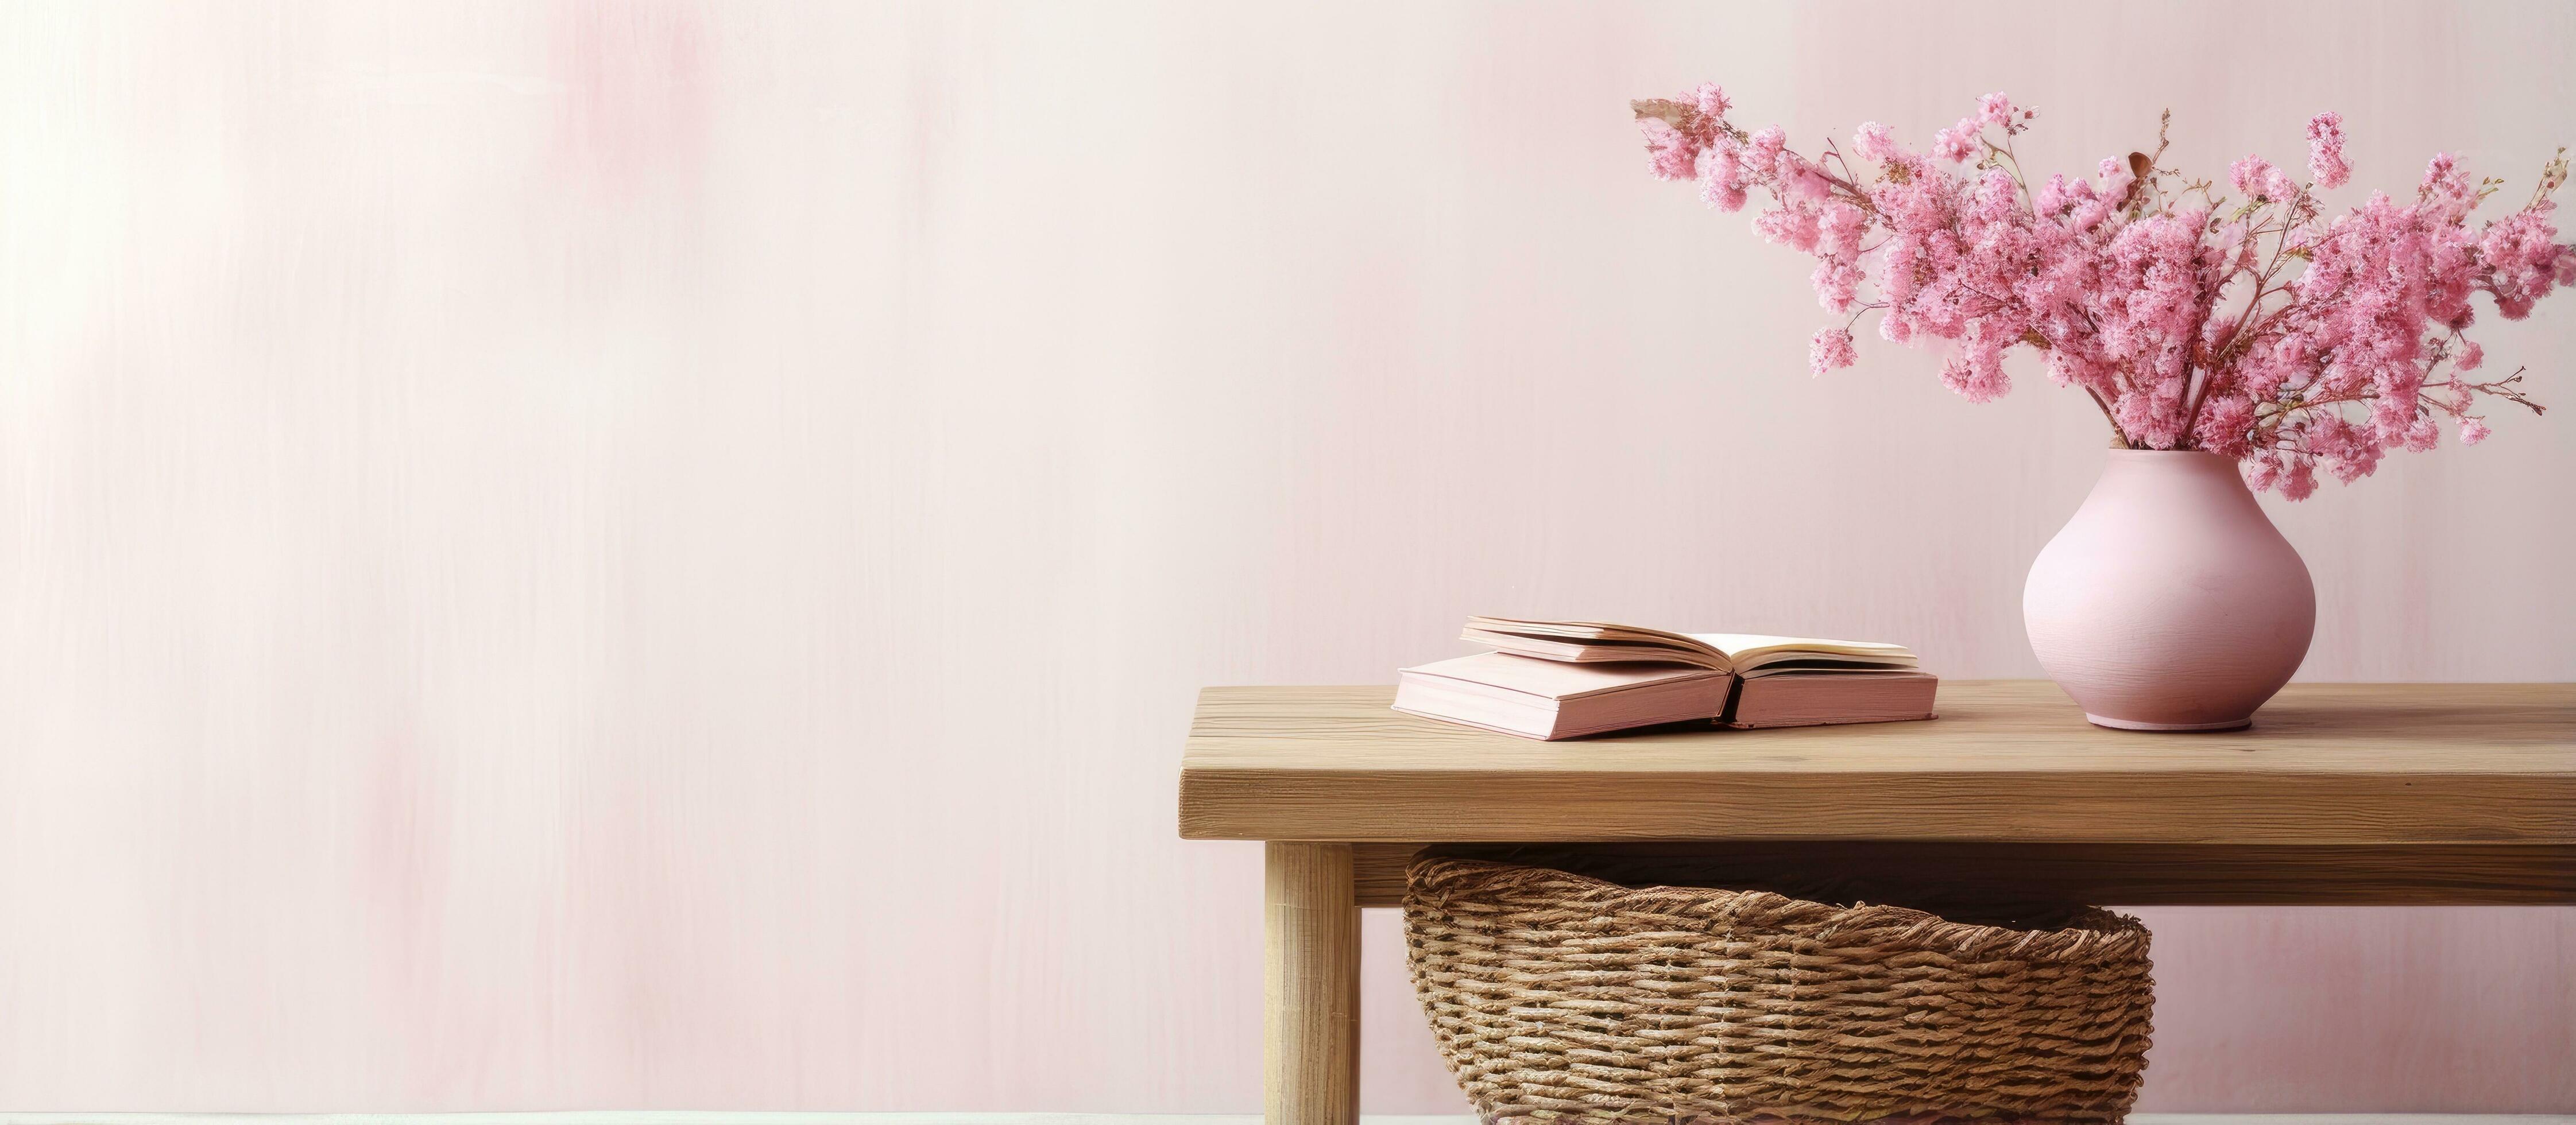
[2024,449,2315,731]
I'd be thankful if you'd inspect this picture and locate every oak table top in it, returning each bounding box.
[1180,680,2575,845]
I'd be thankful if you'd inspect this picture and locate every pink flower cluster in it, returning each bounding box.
[1637,87,2573,497]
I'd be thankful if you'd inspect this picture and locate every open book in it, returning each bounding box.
[1462,616,1921,677]
[1395,616,1936,740]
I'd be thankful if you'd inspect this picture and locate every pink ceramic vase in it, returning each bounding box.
[2023,448,2315,731]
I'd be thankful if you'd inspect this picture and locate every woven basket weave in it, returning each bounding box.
[1402,857,2155,1125]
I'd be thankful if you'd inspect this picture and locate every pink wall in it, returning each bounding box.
[0,0,2569,1113]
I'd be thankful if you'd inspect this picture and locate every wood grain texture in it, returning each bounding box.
[1348,842,2576,907]
[1183,682,2575,844]
[1264,843,1359,1125]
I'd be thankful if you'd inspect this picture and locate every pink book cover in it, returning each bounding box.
[1393,652,1731,740]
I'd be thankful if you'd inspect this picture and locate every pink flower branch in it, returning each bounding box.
[1637,85,2575,498]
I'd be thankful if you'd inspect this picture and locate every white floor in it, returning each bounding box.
[3,1115,2570,1124]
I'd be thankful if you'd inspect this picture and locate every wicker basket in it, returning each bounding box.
[1402,856,2155,1125]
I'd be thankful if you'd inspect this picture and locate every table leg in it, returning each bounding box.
[1266,840,1359,1125]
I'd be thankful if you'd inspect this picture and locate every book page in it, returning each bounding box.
[1687,633,1919,673]
[1466,616,1730,669]
[1463,620,1918,677]
[1461,628,1731,670]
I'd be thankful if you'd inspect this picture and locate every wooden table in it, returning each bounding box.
[1177,680,2575,1125]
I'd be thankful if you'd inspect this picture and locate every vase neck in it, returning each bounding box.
[2090,449,2261,510]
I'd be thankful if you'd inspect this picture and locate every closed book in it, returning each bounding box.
[1393,652,1731,741]
[1724,670,1941,728]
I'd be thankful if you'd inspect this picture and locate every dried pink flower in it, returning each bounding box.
[1747,125,1788,170]
[1699,139,1750,211]
[2243,455,2282,491]
[1978,92,2017,129]
[2281,457,2319,500]
[1809,327,1857,375]
[1753,206,1821,251]
[1851,122,1899,162]
[2307,111,2350,188]
[1641,117,1697,181]
[2230,156,2272,197]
